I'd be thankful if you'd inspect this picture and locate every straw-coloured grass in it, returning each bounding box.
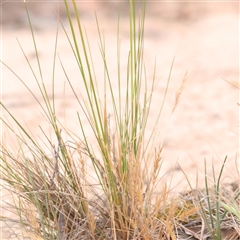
[1,0,239,239]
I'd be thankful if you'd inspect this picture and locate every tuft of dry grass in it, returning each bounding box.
[1,0,239,239]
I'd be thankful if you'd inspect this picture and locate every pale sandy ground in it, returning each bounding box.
[1,2,239,238]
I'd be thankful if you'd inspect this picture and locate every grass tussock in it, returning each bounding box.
[1,0,239,239]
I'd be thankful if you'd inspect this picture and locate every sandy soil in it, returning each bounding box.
[1,2,239,238]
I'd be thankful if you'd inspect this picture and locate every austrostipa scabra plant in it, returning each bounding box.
[0,0,178,239]
[2,1,239,239]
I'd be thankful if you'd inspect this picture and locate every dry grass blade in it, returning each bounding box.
[171,70,189,114]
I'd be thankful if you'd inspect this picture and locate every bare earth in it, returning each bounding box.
[1,2,239,238]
